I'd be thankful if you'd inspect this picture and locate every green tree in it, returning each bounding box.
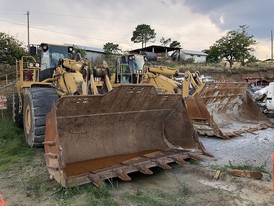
[169,40,181,60]
[213,25,256,68]
[203,45,221,63]
[169,40,181,48]
[0,32,27,65]
[246,55,258,65]
[73,45,87,60]
[103,42,121,55]
[160,37,171,46]
[131,24,156,48]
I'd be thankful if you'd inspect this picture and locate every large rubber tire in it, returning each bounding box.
[12,93,23,128]
[23,88,59,148]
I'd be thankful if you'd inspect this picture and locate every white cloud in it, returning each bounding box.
[219,15,224,24]
[0,0,271,59]
[253,39,271,60]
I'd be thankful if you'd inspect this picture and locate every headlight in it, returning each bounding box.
[68,47,74,53]
[29,63,34,67]
[35,63,40,67]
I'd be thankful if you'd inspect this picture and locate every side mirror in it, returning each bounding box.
[29,45,37,56]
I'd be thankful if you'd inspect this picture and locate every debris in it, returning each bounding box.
[213,170,221,181]
[228,169,262,180]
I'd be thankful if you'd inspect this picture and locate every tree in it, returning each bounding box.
[210,25,256,68]
[169,40,181,48]
[103,42,121,55]
[169,40,181,60]
[160,37,171,46]
[131,24,156,48]
[203,45,221,63]
[0,32,27,65]
[73,45,87,60]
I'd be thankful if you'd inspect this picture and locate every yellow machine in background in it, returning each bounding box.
[114,54,272,139]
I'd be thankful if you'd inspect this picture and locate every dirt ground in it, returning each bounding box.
[1,136,274,206]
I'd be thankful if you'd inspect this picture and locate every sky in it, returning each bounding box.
[0,0,273,60]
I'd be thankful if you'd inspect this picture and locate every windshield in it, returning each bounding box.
[41,45,71,70]
[133,55,145,72]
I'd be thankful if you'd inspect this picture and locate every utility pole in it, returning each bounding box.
[27,11,30,53]
[271,30,273,62]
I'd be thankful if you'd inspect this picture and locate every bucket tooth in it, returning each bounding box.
[115,169,131,181]
[137,164,153,175]
[89,174,104,187]
[188,153,203,161]
[155,160,172,170]
[257,124,269,130]
[223,132,235,138]
[233,131,244,136]
[245,129,257,135]
[170,155,187,166]
[196,142,214,157]
[266,123,274,128]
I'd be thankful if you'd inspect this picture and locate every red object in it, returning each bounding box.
[0,195,8,206]
[272,153,274,192]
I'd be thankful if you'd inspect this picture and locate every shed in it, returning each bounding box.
[130,45,180,58]
[179,50,207,63]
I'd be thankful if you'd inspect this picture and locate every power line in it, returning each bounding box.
[2,10,214,28]
[0,19,123,42]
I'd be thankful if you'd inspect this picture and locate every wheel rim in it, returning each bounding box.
[25,105,31,135]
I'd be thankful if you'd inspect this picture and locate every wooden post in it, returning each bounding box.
[5,74,8,85]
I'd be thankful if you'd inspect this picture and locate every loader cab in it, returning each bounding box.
[30,43,74,81]
[115,54,145,84]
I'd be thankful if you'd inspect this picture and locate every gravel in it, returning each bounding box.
[200,127,274,173]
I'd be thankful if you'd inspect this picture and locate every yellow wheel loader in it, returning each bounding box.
[114,54,273,139]
[14,44,208,188]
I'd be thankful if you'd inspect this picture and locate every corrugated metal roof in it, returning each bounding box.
[64,44,105,53]
[130,45,181,53]
[181,49,207,56]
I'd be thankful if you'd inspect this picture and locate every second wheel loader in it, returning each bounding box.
[14,43,208,188]
[114,54,273,139]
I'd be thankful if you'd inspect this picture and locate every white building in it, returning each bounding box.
[179,49,207,63]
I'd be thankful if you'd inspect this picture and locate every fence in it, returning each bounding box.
[0,95,7,118]
[0,72,16,87]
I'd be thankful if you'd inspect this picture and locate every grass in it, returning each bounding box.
[124,183,192,206]
[0,117,35,172]
[55,184,118,206]
[0,117,119,205]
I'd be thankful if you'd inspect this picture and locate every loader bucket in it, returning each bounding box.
[198,82,272,138]
[44,85,204,188]
[185,94,224,138]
